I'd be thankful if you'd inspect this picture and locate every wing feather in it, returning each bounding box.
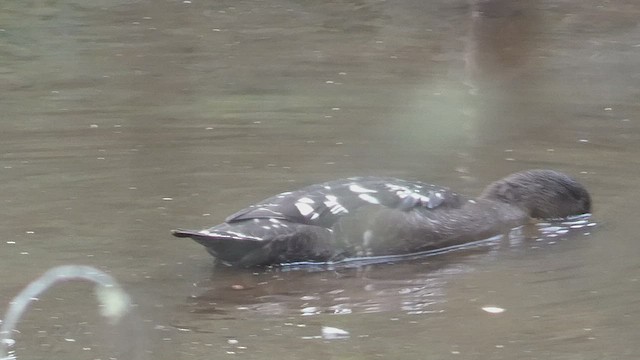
[226,177,463,228]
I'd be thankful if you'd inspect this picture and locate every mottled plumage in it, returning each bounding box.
[173,170,591,267]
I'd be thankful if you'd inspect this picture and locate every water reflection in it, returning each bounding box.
[465,0,541,93]
[173,217,594,334]
[175,258,463,334]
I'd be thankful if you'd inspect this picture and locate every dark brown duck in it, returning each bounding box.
[173,169,591,267]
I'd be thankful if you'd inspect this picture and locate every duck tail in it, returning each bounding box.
[172,229,215,247]
[171,229,199,238]
[171,228,263,242]
[171,228,266,266]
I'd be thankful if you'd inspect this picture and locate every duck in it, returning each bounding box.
[172,169,591,267]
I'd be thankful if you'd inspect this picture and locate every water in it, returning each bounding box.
[1,0,639,359]
[0,266,135,360]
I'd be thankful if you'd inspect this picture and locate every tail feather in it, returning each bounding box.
[171,228,262,242]
[172,220,337,266]
[172,228,266,265]
[171,229,200,238]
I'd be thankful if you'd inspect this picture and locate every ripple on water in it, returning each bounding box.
[537,214,595,238]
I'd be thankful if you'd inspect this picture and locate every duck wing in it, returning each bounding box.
[225,176,463,228]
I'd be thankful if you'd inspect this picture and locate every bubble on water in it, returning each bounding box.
[301,307,318,316]
[1,339,15,347]
[482,306,505,314]
[322,326,350,340]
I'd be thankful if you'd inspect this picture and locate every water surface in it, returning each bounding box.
[1,0,639,359]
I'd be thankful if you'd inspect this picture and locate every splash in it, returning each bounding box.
[0,265,132,360]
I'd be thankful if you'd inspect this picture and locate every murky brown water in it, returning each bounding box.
[1,0,639,359]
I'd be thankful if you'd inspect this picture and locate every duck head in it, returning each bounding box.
[479,169,591,219]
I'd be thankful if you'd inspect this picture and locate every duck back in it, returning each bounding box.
[174,177,463,266]
[226,176,463,227]
[173,170,592,267]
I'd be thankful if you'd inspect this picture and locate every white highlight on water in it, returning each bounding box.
[322,326,350,340]
[481,306,505,314]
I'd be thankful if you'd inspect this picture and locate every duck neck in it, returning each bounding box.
[466,198,530,227]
